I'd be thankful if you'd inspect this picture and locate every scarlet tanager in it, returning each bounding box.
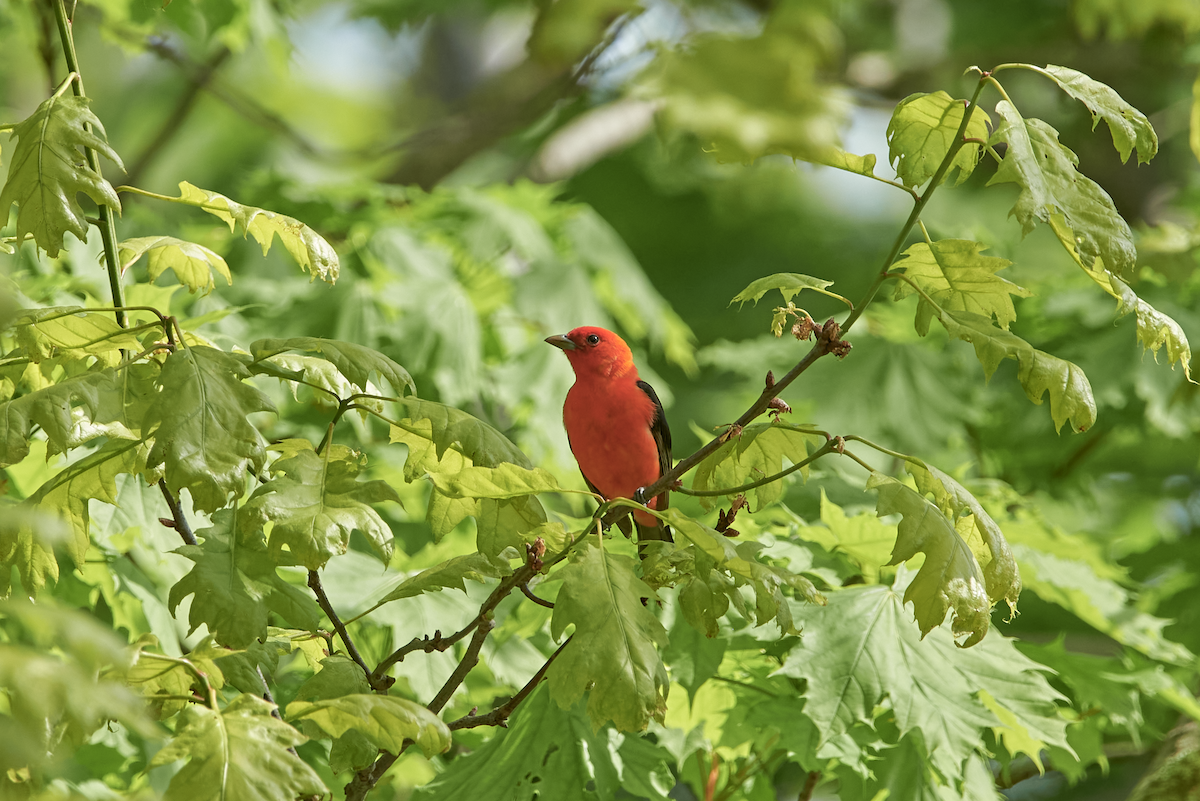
[545,326,673,550]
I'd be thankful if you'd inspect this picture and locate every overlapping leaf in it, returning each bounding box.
[391,397,533,468]
[938,309,1096,433]
[240,440,399,570]
[0,368,135,466]
[989,101,1136,275]
[3,439,145,595]
[0,94,124,257]
[368,552,508,612]
[119,236,232,294]
[691,421,823,511]
[892,239,1031,332]
[886,91,990,188]
[1035,64,1158,164]
[413,685,674,801]
[13,307,145,365]
[145,345,275,513]
[548,542,669,731]
[250,336,414,397]
[779,581,1070,783]
[169,507,321,648]
[868,473,991,646]
[426,462,559,499]
[795,490,896,583]
[287,694,451,758]
[150,694,326,801]
[1049,216,1192,380]
[169,181,338,282]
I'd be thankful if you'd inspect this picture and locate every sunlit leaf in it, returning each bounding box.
[426,462,559,499]
[119,236,232,294]
[548,542,668,731]
[938,309,1096,433]
[795,490,897,583]
[170,181,338,282]
[1036,64,1158,164]
[250,336,415,397]
[892,239,1031,332]
[989,102,1135,275]
[886,91,990,188]
[0,95,123,258]
[287,694,451,758]
[691,422,823,511]
[145,346,275,513]
[241,440,399,570]
[729,273,848,308]
[13,307,145,365]
[868,473,991,646]
[150,694,326,801]
[368,553,508,611]
[779,581,1070,782]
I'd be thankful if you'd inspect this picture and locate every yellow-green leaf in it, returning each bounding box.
[119,236,232,294]
[886,91,990,188]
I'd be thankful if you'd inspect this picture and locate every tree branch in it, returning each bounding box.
[446,636,571,731]
[158,479,198,547]
[306,569,387,692]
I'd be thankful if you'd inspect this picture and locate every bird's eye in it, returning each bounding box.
[586,334,600,345]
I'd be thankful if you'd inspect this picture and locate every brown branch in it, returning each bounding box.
[519,582,554,608]
[798,770,821,801]
[158,480,198,546]
[447,636,571,731]
[307,570,387,692]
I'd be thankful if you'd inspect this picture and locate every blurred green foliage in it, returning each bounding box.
[2,0,1200,799]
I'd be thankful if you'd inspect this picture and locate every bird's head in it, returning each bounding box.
[545,326,636,379]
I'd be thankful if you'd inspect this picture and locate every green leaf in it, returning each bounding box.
[548,542,669,731]
[413,684,673,801]
[426,462,559,499]
[868,473,990,646]
[989,101,1136,275]
[1037,64,1158,164]
[169,181,338,282]
[886,91,990,188]
[250,336,415,397]
[288,694,451,758]
[241,440,399,570]
[168,507,321,648]
[795,489,896,583]
[0,94,123,258]
[151,694,326,801]
[938,309,1096,433]
[368,552,508,611]
[118,236,232,295]
[905,463,1022,613]
[691,422,823,511]
[4,439,145,596]
[1049,215,1192,380]
[729,273,848,308]
[390,397,534,468]
[13,307,146,365]
[892,239,1031,332]
[145,345,275,513]
[663,615,727,705]
[0,368,136,467]
[796,147,878,177]
[779,582,1070,783]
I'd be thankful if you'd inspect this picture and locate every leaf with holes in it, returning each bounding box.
[241,440,399,570]
[868,473,991,646]
[892,239,1031,332]
[119,236,232,294]
[168,181,338,282]
[0,95,123,257]
[886,91,990,188]
[1037,65,1158,164]
[989,102,1135,275]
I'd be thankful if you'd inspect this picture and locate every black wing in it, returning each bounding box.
[635,379,673,545]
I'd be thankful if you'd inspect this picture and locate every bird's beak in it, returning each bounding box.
[544,334,576,351]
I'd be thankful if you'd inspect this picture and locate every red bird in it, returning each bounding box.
[545,326,673,551]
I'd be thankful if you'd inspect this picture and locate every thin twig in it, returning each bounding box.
[307,570,384,691]
[446,637,571,731]
[519,582,554,608]
[798,770,821,801]
[158,479,197,546]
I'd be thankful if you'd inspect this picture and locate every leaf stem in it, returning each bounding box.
[306,569,384,692]
[676,439,835,497]
[52,0,126,327]
[158,479,197,546]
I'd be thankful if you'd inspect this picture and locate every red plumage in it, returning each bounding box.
[546,326,673,545]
